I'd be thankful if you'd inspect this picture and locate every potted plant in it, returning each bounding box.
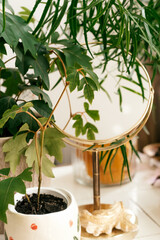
[0,0,159,239]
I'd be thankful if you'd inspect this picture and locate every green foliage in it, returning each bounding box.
[19,7,35,23]
[25,138,55,178]
[2,124,65,178]
[0,12,38,57]
[3,133,28,174]
[72,112,98,140]
[0,168,32,223]
[44,128,66,163]
[84,102,100,121]
[73,115,83,137]
[0,68,23,96]
[0,102,33,129]
[82,122,98,140]
[0,168,10,177]
[0,105,20,128]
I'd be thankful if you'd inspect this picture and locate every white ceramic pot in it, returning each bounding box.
[5,187,81,240]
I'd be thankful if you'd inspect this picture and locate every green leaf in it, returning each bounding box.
[63,45,92,69]
[67,68,79,92]
[84,84,94,104]
[85,77,98,91]
[0,105,20,129]
[0,0,14,13]
[3,133,28,174]
[19,85,52,108]
[32,0,52,35]
[25,138,55,178]
[78,77,85,91]
[120,145,131,182]
[0,168,32,223]
[73,115,83,137]
[83,67,100,90]
[0,168,10,176]
[28,55,50,90]
[0,12,38,57]
[25,138,38,169]
[1,68,23,96]
[19,7,35,23]
[121,86,146,99]
[87,128,95,140]
[17,167,32,182]
[84,102,100,121]
[129,139,141,160]
[46,0,68,39]
[117,87,123,112]
[0,37,6,54]
[18,123,30,133]
[83,122,98,134]
[31,100,54,120]
[82,122,98,140]
[42,153,55,178]
[0,59,5,67]
[0,97,16,118]
[21,102,33,111]
[104,149,114,173]
[44,128,65,163]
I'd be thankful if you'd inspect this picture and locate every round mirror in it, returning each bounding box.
[51,45,153,151]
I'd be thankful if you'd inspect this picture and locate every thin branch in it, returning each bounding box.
[51,49,73,116]
[44,82,69,128]
[35,131,42,209]
[26,111,43,130]
[50,50,67,78]
[4,56,16,65]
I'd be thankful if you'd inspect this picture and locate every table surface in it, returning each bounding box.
[1,154,160,240]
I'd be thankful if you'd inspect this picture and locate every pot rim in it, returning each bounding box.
[7,187,75,218]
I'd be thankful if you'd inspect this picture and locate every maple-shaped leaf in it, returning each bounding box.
[25,138,38,171]
[0,12,38,57]
[84,102,100,121]
[72,115,83,137]
[0,102,33,129]
[31,100,54,120]
[0,105,20,129]
[82,122,98,140]
[21,102,33,111]
[41,152,55,178]
[62,45,92,69]
[44,128,65,163]
[25,137,55,178]
[28,55,50,90]
[3,133,28,174]
[0,168,32,223]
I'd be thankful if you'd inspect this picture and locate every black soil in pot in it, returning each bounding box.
[15,193,67,215]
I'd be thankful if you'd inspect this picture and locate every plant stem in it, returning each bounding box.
[44,82,69,129]
[37,128,45,209]
[35,131,42,209]
[51,50,67,78]
[26,111,43,130]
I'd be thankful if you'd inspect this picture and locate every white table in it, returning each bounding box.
[1,155,160,240]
